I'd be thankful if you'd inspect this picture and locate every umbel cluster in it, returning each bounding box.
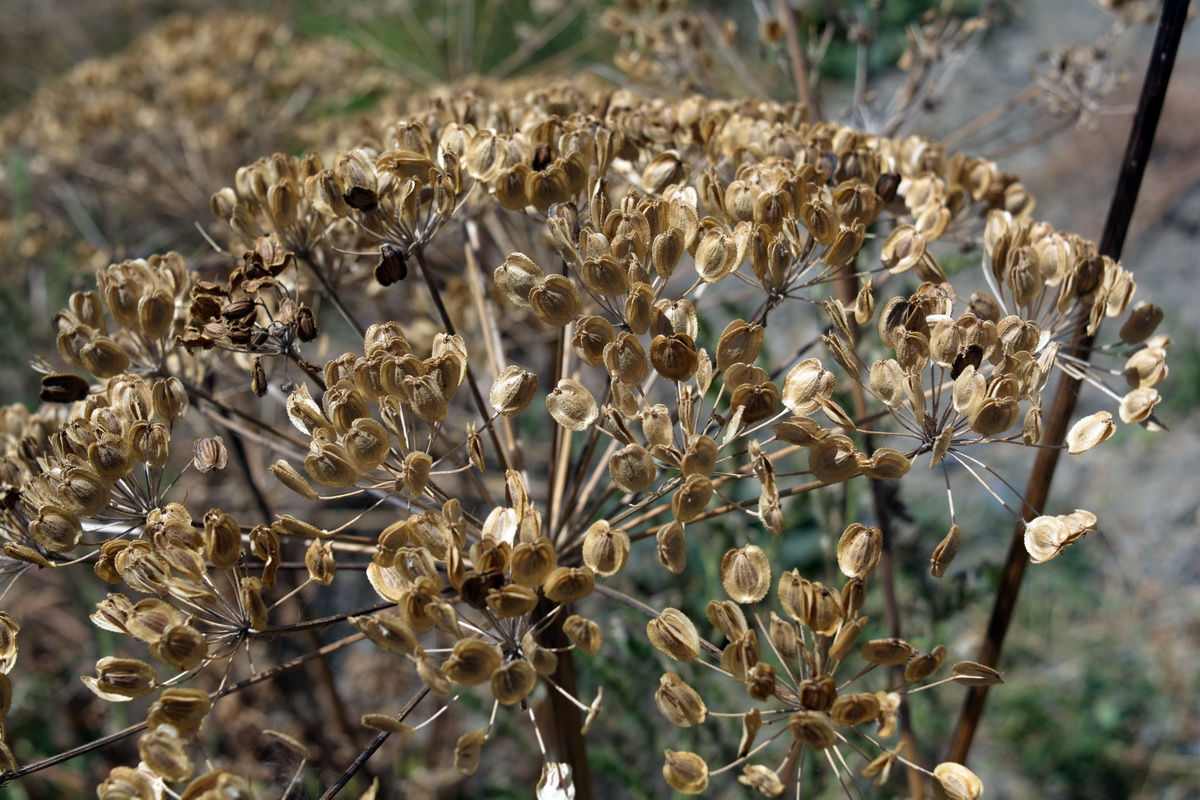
[0,81,1168,798]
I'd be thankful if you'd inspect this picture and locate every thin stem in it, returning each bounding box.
[1,633,366,785]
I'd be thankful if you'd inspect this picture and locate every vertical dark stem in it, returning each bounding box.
[946,0,1189,764]
[534,598,594,800]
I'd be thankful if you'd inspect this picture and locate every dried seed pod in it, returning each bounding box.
[1119,301,1163,345]
[809,434,859,483]
[203,510,241,570]
[603,333,649,387]
[454,728,487,776]
[652,228,685,280]
[486,584,538,618]
[124,598,181,643]
[529,274,582,326]
[0,612,17,673]
[672,474,713,522]
[349,612,419,655]
[305,539,336,586]
[1066,410,1115,454]
[968,397,1019,436]
[767,612,798,661]
[730,381,780,425]
[1119,388,1160,424]
[414,652,452,695]
[572,315,616,366]
[951,365,985,419]
[343,417,391,472]
[362,713,416,734]
[782,359,834,415]
[649,333,699,381]
[905,645,947,683]
[663,750,709,794]
[546,379,599,431]
[83,657,158,701]
[581,521,631,577]
[580,255,629,297]
[798,674,838,712]
[950,661,1004,686]
[880,225,925,274]
[97,766,155,800]
[400,451,432,497]
[829,616,868,660]
[150,623,208,671]
[837,524,882,579]
[860,638,916,666]
[809,580,846,636]
[656,672,707,727]
[716,320,764,372]
[647,608,701,662]
[930,524,961,578]
[147,687,211,734]
[745,661,777,701]
[543,566,595,603]
[720,630,761,682]
[788,710,836,749]
[831,692,881,726]
[522,630,559,676]
[494,253,545,307]
[643,151,689,194]
[192,436,228,473]
[240,576,269,632]
[80,337,131,378]
[30,505,84,553]
[89,434,134,481]
[490,366,539,417]
[491,658,537,705]
[305,440,361,488]
[681,435,718,477]
[138,725,192,782]
[56,466,110,517]
[816,564,854,626]
[1124,345,1169,389]
[39,372,91,404]
[656,522,687,574]
[739,763,785,796]
[720,545,771,604]
[706,599,749,642]
[509,538,557,588]
[563,614,602,656]
[933,762,984,800]
[444,639,502,686]
[608,443,656,494]
[269,459,319,500]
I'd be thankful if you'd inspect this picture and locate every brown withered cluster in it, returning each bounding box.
[0,65,1170,800]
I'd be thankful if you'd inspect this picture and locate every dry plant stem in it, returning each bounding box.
[776,0,819,118]
[534,598,594,800]
[412,246,515,474]
[297,250,367,339]
[940,86,1040,150]
[0,633,367,786]
[320,687,432,800]
[946,0,1190,764]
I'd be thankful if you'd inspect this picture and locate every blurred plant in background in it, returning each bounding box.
[0,0,1191,798]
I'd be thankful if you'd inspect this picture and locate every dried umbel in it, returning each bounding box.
[0,24,1178,797]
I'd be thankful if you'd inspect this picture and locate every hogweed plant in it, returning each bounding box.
[0,3,1181,799]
